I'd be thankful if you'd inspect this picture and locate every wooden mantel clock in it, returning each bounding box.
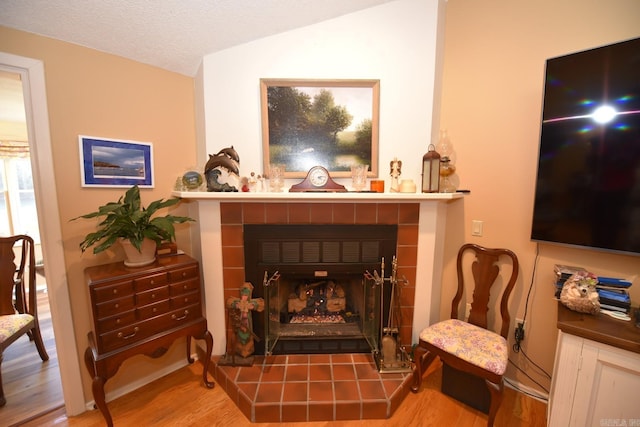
[289,165,347,192]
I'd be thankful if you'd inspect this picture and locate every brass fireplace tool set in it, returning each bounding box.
[368,256,413,373]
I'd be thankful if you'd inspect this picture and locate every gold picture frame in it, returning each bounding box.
[260,79,380,178]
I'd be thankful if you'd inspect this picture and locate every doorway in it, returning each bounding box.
[0,52,85,418]
[0,69,63,422]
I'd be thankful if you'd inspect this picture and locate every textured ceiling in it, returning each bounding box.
[0,0,397,76]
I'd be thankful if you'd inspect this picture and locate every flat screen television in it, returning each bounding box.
[531,37,640,256]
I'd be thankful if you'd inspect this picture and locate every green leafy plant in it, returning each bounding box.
[72,185,193,254]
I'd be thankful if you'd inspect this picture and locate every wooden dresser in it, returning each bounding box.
[83,254,214,427]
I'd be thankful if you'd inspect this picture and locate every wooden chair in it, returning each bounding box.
[0,234,49,406]
[411,243,519,427]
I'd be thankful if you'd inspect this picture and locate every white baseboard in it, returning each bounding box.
[84,354,197,412]
[504,376,549,403]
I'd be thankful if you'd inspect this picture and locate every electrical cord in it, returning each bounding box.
[520,347,551,379]
[508,242,555,398]
[508,358,550,395]
[513,243,539,353]
[522,243,539,327]
[504,377,549,402]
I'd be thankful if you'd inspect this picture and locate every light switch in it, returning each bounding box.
[472,220,483,236]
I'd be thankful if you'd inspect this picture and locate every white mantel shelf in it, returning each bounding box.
[172,190,464,202]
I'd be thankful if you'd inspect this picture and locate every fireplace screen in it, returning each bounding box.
[244,224,397,355]
[263,270,380,355]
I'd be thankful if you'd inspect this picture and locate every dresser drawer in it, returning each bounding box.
[136,286,170,306]
[95,295,136,319]
[134,272,168,292]
[169,279,200,296]
[92,280,134,304]
[165,304,202,328]
[97,310,137,333]
[168,264,199,282]
[138,300,171,320]
[98,303,202,353]
[171,290,200,309]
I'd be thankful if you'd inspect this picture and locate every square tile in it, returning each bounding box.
[236,365,262,382]
[283,381,308,402]
[309,402,334,421]
[285,364,309,382]
[281,402,308,422]
[255,382,283,403]
[261,365,285,382]
[359,379,387,400]
[355,363,380,380]
[362,400,389,419]
[334,380,359,400]
[335,401,362,420]
[288,354,310,364]
[309,364,332,381]
[332,364,356,381]
[254,402,281,423]
[308,381,334,402]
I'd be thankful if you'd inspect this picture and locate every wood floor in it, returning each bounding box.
[23,356,547,427]
[1,290,64,427]
[2,290,548,426]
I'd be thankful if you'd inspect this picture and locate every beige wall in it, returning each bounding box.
[1,0,639,408]
[0,26,198,402]
[440,0,640,394]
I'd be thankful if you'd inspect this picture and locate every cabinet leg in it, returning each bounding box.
[92,376,113,427]
[199,330,215,388]
[186,336,194,363]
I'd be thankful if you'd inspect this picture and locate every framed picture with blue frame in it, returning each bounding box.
[79,136,154,188]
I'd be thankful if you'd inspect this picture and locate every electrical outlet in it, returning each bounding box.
[514,317,525,343]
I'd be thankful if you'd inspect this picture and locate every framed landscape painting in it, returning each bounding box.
[260,79,380,178]
[79,136,154,187]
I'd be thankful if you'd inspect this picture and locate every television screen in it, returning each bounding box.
[531,37,640,256]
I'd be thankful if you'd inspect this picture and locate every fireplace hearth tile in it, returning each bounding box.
[212,353,413,422]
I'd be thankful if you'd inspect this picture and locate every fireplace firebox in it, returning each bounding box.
[243,224,398,356]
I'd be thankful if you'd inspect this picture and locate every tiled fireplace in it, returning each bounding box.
[177,192,462,421]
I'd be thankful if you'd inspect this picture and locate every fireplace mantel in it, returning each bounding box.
[175,190,463,355]
[172,190,462,202]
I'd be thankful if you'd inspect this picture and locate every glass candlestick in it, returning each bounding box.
[439,156,457,193]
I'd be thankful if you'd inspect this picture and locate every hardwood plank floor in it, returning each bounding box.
[2,290,64,426]
[24,358,547,427]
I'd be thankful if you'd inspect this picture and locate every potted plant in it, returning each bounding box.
[73,185,194,267]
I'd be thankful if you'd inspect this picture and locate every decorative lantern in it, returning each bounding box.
[422,144,440,193]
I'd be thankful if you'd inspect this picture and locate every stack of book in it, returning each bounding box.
[597,277,632,314]
[553,264,587,298]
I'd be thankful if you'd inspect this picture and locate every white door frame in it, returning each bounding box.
[0,52,85,415]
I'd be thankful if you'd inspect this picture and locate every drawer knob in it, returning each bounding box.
[151,293,156,299]
[117,327,139,340]
[113,289,118,294]
[183,285,187,290]
[152,307,157,313]
[114,303,119,309]
[150,279,155,285]
[182,272,187,277]
[172,310,189,321]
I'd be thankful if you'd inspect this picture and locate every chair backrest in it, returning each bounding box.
[0,235,37,316]
[450,243,519,339]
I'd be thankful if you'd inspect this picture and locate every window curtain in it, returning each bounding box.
[0,140,30,158]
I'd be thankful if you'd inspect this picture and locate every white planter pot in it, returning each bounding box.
[120,238,157,267]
